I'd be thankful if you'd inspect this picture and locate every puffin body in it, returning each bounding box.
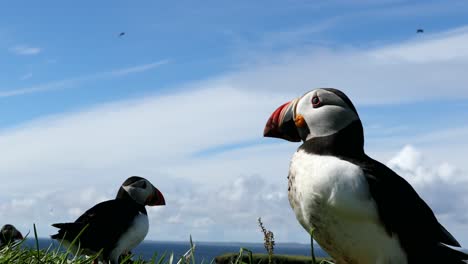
[289,150,406,263]
[265,88,467,264]
[51,176,165,263]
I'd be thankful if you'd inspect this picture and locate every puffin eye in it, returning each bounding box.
[311,96,321,108]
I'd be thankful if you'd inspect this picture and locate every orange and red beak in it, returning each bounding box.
[264,99,302,142]
[146,186,166,206]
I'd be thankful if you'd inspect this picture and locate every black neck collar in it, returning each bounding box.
[299,120,365,158]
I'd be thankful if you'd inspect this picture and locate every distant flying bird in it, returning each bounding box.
[264,88,468,264]
[0,224,23,247]
[51,176,166,264]
[417,29,424,33]
[119,32,125,37]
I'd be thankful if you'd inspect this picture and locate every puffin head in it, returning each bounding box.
[0,224,23,244]
[264,88,361,142]
[116,176,166,206]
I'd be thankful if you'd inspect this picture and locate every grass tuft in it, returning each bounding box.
[0,224,330,264]
[0,225,182,264]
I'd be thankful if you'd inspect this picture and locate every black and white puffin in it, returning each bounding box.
[264,88,468,264]
[0,224,23,246]
[51,176,165,263]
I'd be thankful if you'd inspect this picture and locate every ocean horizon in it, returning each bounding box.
[22,238,329,262]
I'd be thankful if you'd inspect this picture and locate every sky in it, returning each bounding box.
[1,0,468,247]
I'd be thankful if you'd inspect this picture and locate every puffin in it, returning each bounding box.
[0,224,23,247]
[51,176,165,263]
[263,88,468,264]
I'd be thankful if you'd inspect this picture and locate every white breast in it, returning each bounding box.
[109,212,149,263]
[289,150,407,264]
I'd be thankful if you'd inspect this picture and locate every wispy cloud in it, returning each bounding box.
[0,59,169,98]
[20,73,33,81]
[0,79,77,98]
[109,60,170,76]
[10,45,42,55]
[370,25,468,63]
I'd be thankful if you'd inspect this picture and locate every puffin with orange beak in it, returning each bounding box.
[264,88,467,264]
[51,176,165,264]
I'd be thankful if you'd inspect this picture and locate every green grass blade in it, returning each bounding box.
[150,251,159,264]
[157,251,168,264]
[33,223,41,261]
[309,228,317,264]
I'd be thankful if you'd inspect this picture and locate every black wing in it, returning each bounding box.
[358,155,466,263]
[51,199,140,256]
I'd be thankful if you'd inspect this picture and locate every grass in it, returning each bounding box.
[0,238,180,264]
[214,252,333,264]
[0,224,179,264]
[0,224,332,264]
[0,238,332,264]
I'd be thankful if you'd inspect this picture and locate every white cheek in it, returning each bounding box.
[298,105,358,139]
[123,186,150,203]
[123,185,133,193]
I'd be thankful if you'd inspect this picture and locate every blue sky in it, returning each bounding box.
[2,0,468,123]
[1,0,468,246]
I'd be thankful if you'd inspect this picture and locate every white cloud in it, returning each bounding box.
[20,73,33,81]
[109,60,170,76]
[10,45,42,55]
[142,173,299,242]
[387,145,468,242]
[387,145,423,174]
[0,91,466,244]
[143,141,468,244]
[221,25,468,104]
[11,198,36,208]
[1,25,468,245]
[0,59,169,98]
[0,83,301,242]
[370,26,468,63]
[79,187,110,205]
[192,217,215,228]
[67,208,83,218]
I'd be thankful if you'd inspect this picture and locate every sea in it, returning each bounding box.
[22,238,329,263]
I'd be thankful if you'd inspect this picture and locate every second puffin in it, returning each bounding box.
[51,176,165,264]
